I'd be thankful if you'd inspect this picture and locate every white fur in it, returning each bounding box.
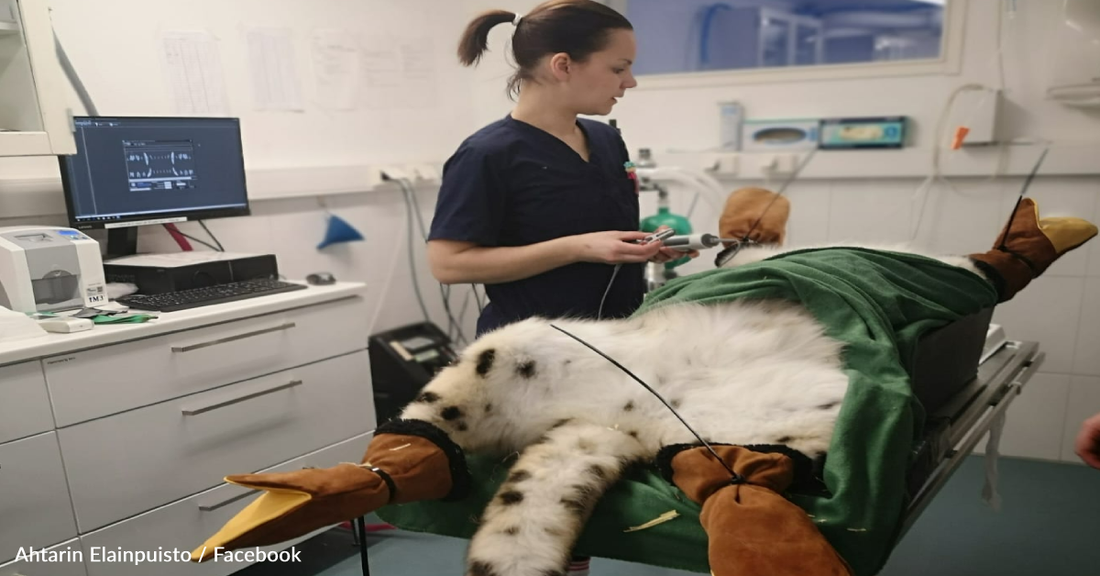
[398,244,990,576]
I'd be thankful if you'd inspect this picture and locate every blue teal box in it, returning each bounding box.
[819,116,907,149]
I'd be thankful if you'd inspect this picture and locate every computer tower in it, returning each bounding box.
[369,322,458,424]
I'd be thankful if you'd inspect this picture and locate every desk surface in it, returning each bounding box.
[0,281,367,366]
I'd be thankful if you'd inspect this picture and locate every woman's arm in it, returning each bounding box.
[428,230,661,285]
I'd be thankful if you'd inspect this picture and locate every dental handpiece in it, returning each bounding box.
[634,228,676,245]
[663,233,740,251]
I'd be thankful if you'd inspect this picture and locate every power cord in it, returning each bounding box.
[385,172,471,346]
[198,221,225,251]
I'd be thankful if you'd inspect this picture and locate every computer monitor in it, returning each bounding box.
[59,116,250,258]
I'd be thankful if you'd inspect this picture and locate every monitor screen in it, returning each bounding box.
[60,116,250,229]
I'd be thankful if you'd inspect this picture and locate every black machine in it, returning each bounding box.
[60,116,251,259]
[369,322,458,424]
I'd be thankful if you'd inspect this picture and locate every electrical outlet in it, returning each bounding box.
[710,153,739,175]
[379,165,410,181]
[760,154,797,176]
[411,163,441,182]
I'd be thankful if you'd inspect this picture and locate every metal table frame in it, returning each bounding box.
[899,340,1043,538]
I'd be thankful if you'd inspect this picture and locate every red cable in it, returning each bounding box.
[162,223,192,251]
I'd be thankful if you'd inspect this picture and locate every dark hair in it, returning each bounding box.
[457,0,633,97]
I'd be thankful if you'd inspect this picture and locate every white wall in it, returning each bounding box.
[1,0,1097,463]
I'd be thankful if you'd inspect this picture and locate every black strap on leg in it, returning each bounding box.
[369,466,398,504]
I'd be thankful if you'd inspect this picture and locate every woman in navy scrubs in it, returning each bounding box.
[428,0,697,340]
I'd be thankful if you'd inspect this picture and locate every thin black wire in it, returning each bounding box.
[998,146,1050,251]
[471,284,484,314]
[176,232,220,252]
[198,220,225,252]
[549,324,743,483]
[741,148,817,243]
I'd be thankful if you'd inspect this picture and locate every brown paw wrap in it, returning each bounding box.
[190,420,466,562]
[970,198,1098,302]
[663,445,852,576]
[719,187,791,247]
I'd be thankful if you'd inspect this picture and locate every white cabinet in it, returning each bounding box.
[0,432,78,565]
[0,0,75,156]
[0,283,373,574]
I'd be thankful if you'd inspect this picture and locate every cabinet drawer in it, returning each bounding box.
[0,433,79,564]
[79,431,374,576]
[45,296,368,427]
[58,350,375,533]
[0,361,53,444]
[0,539,87,576]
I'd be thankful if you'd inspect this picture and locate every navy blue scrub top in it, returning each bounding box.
[428,115,644,337]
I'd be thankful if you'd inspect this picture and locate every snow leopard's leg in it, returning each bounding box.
[464,420,646,576]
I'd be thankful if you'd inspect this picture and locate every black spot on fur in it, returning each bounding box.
[623,401,635,412]
[484,403,492,413]
[499,490,524,505]
[476,349,496,376]
[507,470,531,483]
[628,430,639,439]
[441,406,463,421]
[819,401,840,410]
[777,436,793,444]
[456,421,468,432]
[468,560,499,576]
[670,399,682,409]
[517,360,537,379]
[549,418,572,430]
[415,391,440,404]
[587,464,607,480]
[503,526,520,536]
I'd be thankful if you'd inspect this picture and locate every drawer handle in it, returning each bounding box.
[181,379,303,416]
[199,489,258,512]
[171,322,297,353]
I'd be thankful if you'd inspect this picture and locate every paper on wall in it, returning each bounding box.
[361,36,437,110]
[246,27,305,112]
[311,29,359,111]
[161,31,230,115]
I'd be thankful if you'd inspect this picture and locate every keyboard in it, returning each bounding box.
[116,279,309,312]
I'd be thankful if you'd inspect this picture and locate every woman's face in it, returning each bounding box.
[566,29,638,116]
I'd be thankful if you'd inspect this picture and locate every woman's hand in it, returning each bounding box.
[1075,412,1100,469]
[573,231,662,264]
[647,226,700,264]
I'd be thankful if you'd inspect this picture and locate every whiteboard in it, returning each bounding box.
[44,0,483,198]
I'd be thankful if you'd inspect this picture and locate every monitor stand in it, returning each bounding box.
[106,227,139,260]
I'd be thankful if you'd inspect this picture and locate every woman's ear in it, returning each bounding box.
[548,52,572,81]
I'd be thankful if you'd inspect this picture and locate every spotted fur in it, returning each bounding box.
[394,244,991,576]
